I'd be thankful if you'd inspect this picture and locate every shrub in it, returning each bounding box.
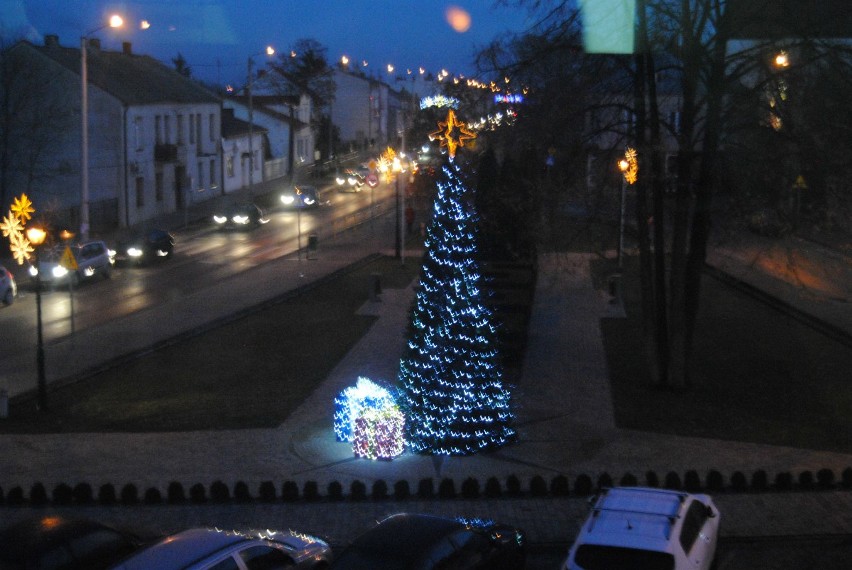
[458,477,478,499]
[597,473,613,492]
[7,486,25,506]
[52,483,73,505]
[842,468,852,489]
[485,477,502,498]
[706,470,724,492]
[417,478,434,499]
[258,481,277,502]
[30,482,47,506]
[281,481,299,502]
[574,474,593,496]
[645,471,659,488]
[730,471,747,492]
[530,475,547,497]
[664,472,682,490]
[327,481,344,501]
[394,480,410,500]
[817,468,836,490]
[506,475,522,497]
[73,483,94,505]
[167,482,186,504]
[189,483,207,503]
[372,480,389,501]
[551,475,569,497]
[774,471,793,491]
[98,484,117,505]
[350,480,367,501]
[120,483,139,505]
[619,473,638,487]
[234,481,252,503]
[684,470,701,492]
[303,481,320,502]
[746,470,765,491]
[797,471,814,491]
[438,478,456,499]
[210,480,230,503]
[144,487,162,504]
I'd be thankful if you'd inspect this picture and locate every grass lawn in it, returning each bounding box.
[1,256,420,433]
[596,256,852,454]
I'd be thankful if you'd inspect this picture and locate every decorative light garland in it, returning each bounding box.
[333,377,396,443]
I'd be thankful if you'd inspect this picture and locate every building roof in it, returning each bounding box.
[221,108,267,138]
[25,37,220,106]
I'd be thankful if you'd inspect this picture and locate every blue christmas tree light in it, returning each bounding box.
[397,125,516,455]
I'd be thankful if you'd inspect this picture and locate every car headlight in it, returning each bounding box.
[347,177,358,186]
[52,265,68,278]
[127,247,144,257]
[232,215,249,224]
[213,214,227,224]
[281,195,295,205]
[29,266,38,277]
[304,197,316,205]
[335,177,345,185]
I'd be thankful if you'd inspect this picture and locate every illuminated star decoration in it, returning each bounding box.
[2,193,36,264]
[429,109,476,160]
[620,147,639,185]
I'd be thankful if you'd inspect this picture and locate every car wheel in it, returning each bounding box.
[2,288,12,306]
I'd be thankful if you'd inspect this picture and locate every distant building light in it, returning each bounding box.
[494,94,524,104]
[420,95,459,110]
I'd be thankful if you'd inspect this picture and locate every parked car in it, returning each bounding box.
[112,527,332,570]
[281,185,323,208]
[115,229,175,265]
[0,515,142,570]
[213,202,269,230]
[336,170,364,192]
[331,513,526,570]
[30,240,115,286]
[562,487,720,570]
[1,263,17,305]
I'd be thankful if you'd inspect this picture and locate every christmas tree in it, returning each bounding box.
[397,111,515,455]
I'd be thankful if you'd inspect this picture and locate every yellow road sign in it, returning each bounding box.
[60,246,78,270]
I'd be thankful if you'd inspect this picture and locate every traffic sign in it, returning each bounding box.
[60,246,78,270]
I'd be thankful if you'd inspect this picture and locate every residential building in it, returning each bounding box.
[220,108,267,195]
[5,36,222,232]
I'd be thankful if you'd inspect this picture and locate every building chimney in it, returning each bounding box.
[88,38,100,51]
[122,42,132,55]
[44,34,59,47]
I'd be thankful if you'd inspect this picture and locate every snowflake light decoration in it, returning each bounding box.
[2,193,37,265]
[11,194,35,223]
[9,229,33,265]
[0,212,23,238]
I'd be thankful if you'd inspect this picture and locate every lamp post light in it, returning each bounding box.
[25,226,48,411]
[81,14,123,241]
[247,46,275,196]
[617,147,638,268]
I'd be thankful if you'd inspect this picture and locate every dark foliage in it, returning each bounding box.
[29,482,47,506]
[327,481,344,501]
[281,481,299,502]
[645,471,659,488]
[574,474,593,496]
[72,482,94,505]
[372,480,389,501]
[234,481,252,503]
[144,487,162,504]
[797,470,815,491]
[98,484,117,505]
[751,470,768,491]
[167,481,186,504]
[817,468,836,490]
[506,474,522,497]
[551,475,570,497]
[189,482,207,503]
[485,477,503,498]
[530,475,547,497]
[210,480,230,503]
[730,471,748,492]
[684,470,701,492]
[120,483,139,505]
[350,480,366,501]
[774,472,793,491]
[438,478,456,499]
[597,472,613,492]
[461,477,481,499]
[394,480,411,500]
[664,472,682,490]
[259,481,277,502]
[619,472,638,487]
[52,483,73,505]
[303,480,320,502]
[417,478,435,499]
[706,470,725,492]
[7,486,24,506]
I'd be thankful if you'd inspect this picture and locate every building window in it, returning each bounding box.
[155,172,164,202]
[195,114,202,146]
[133,117,144,150]
[197,161,204,189]
[209,160,217,189]
[155,115,162,144]
[189,114,196,144]
[208,113,216,141]
[135,177,144,207]
[177,114,184,144]
[164,115,171,144]
[226,155,234,178]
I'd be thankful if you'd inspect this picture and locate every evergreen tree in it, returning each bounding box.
[397,156,516,455]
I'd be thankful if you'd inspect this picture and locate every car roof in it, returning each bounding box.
[113,528,247,569]
[580,488,691,551]
[335,513,467,569]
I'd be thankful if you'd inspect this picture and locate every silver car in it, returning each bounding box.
[1,264,17,305]
[31,240,115,285]
[113,527,332,570]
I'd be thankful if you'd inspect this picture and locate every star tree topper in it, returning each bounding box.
[429,109,476,160]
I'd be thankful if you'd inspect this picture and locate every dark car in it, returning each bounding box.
[1,263,17,305]
[115,229,175,265]
[331,513,526,570]
[213,202,269,230]
[281,185,323,209]
[0,515,141,570]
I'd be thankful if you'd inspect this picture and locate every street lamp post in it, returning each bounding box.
[247,46,275,196]
[81,15,123,241]
[25,226,48,411]
[617,148,638,269]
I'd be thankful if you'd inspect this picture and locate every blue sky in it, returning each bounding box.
[4,0,535,87]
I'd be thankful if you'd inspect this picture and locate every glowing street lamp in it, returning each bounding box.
[25,225,48,410]
[247,45,275,195]
[81,14,123,240]
[617,148,638,267]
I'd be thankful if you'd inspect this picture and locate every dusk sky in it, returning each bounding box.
[5,0,537,87]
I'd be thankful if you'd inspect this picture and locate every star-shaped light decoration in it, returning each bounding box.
[11,193,35,223]
[9,230,33,265]
[1,211,23,238]
[429,109,476,160]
